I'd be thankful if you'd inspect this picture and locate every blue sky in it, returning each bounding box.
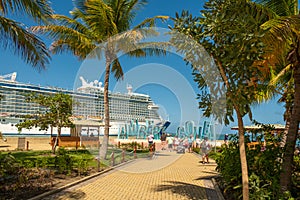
[0,0,285,134]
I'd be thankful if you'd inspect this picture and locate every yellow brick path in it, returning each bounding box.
[41,151,221,200]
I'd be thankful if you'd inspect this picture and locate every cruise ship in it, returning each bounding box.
[0,72,167,136]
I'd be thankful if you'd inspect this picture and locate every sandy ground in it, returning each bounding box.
[0,137,52,151]
[0,136,225,152]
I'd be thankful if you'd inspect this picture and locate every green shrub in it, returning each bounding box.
[292,155,300,197]
[192,147,200,154]
[121,142,143,150]
[216,132,300,199]
[54,148,74,174]
[215,136,242,199]
[22,159,35,168]
[249,173,273,200]
[0,153,20,178]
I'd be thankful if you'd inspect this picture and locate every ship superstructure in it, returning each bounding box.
[0,72,163,135]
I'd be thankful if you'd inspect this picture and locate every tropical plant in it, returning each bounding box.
[254,0,300,193]
[169,0,272,199]
[31,0,168,159]
[0,0,52,69]
[215,125,300,199]
[16,93,74,152]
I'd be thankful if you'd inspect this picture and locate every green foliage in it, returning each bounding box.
[54,148,74,174]
[32,0,168,159]
[216,132,300,199]
[74,156,91,175]
[215,136,242,198]
[0,0,52,69]
[171,0,268,124]
[248,173,273,200]
[192,147,200,154]
[120,141,145,151]
[0,152,20,178]
[16,93,74,135]
[292,155,300,197]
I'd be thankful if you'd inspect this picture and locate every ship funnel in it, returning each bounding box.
[11,72,17,81]
[127,84,132,94]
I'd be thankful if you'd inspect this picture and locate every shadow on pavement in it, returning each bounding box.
[199,170,219,175]
[195,175,218,180]
[45,190,86,200]
[154,181,213,200]
[154,153,172,157]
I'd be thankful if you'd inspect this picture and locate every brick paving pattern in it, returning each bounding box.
[40,151,222,200]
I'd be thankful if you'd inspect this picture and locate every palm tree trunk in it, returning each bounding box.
[280,107,291,148]
[280,62,300,192]
[235,106,249,200]
[100,49,112,159]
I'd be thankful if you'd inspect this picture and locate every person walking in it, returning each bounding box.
[173,136,180,151]
[167,134,174,152]
[188,135,194,153]
[200,137,211,164]
[147,134,154,158]
[160,132,167,150]
[196,136,201,148]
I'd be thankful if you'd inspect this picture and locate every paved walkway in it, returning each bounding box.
[40,151,223,200]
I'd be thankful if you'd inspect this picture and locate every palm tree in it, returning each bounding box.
[32,0,168,158]
[254,0,300,193]
[0,0,52,69]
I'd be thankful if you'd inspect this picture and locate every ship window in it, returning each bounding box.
[2,119,5,122]
[19,120,22,122]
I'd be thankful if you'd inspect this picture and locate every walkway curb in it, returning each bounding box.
[212,178,225,200]
[192,152,225,200]
[28,159,135,200]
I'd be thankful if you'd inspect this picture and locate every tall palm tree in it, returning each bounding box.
[255,0,300,193]
[0,0,52,69]
[32,0,168,158]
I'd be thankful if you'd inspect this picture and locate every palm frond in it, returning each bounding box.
[72,0,87,14]
[0,16,50,70]
[133,16,169,29]
[255,0,297,16]
[128,47,168,58]
[269,64,292,86]
[50,39,96,60]
[70,7,87,20]
[0,0,53,23]
[51,14,89,32]
[247,1,278,24]
[111,58,123,80]
[31,24,92,46]
[84,0,118,36]
[125,42,169,60]
[261,15,300,42]
[127,0,147,12]
[107,0,130,31]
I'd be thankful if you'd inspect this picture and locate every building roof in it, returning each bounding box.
[71,119,106,127]
[231,124,286,131]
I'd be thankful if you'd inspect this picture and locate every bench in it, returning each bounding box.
[50,136,80,148]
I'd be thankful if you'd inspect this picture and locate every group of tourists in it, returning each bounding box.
[159,132,177,152]
[147,133,212,164]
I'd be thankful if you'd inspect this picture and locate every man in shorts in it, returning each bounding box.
[200,137,211,164]
[160,132,167,150]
